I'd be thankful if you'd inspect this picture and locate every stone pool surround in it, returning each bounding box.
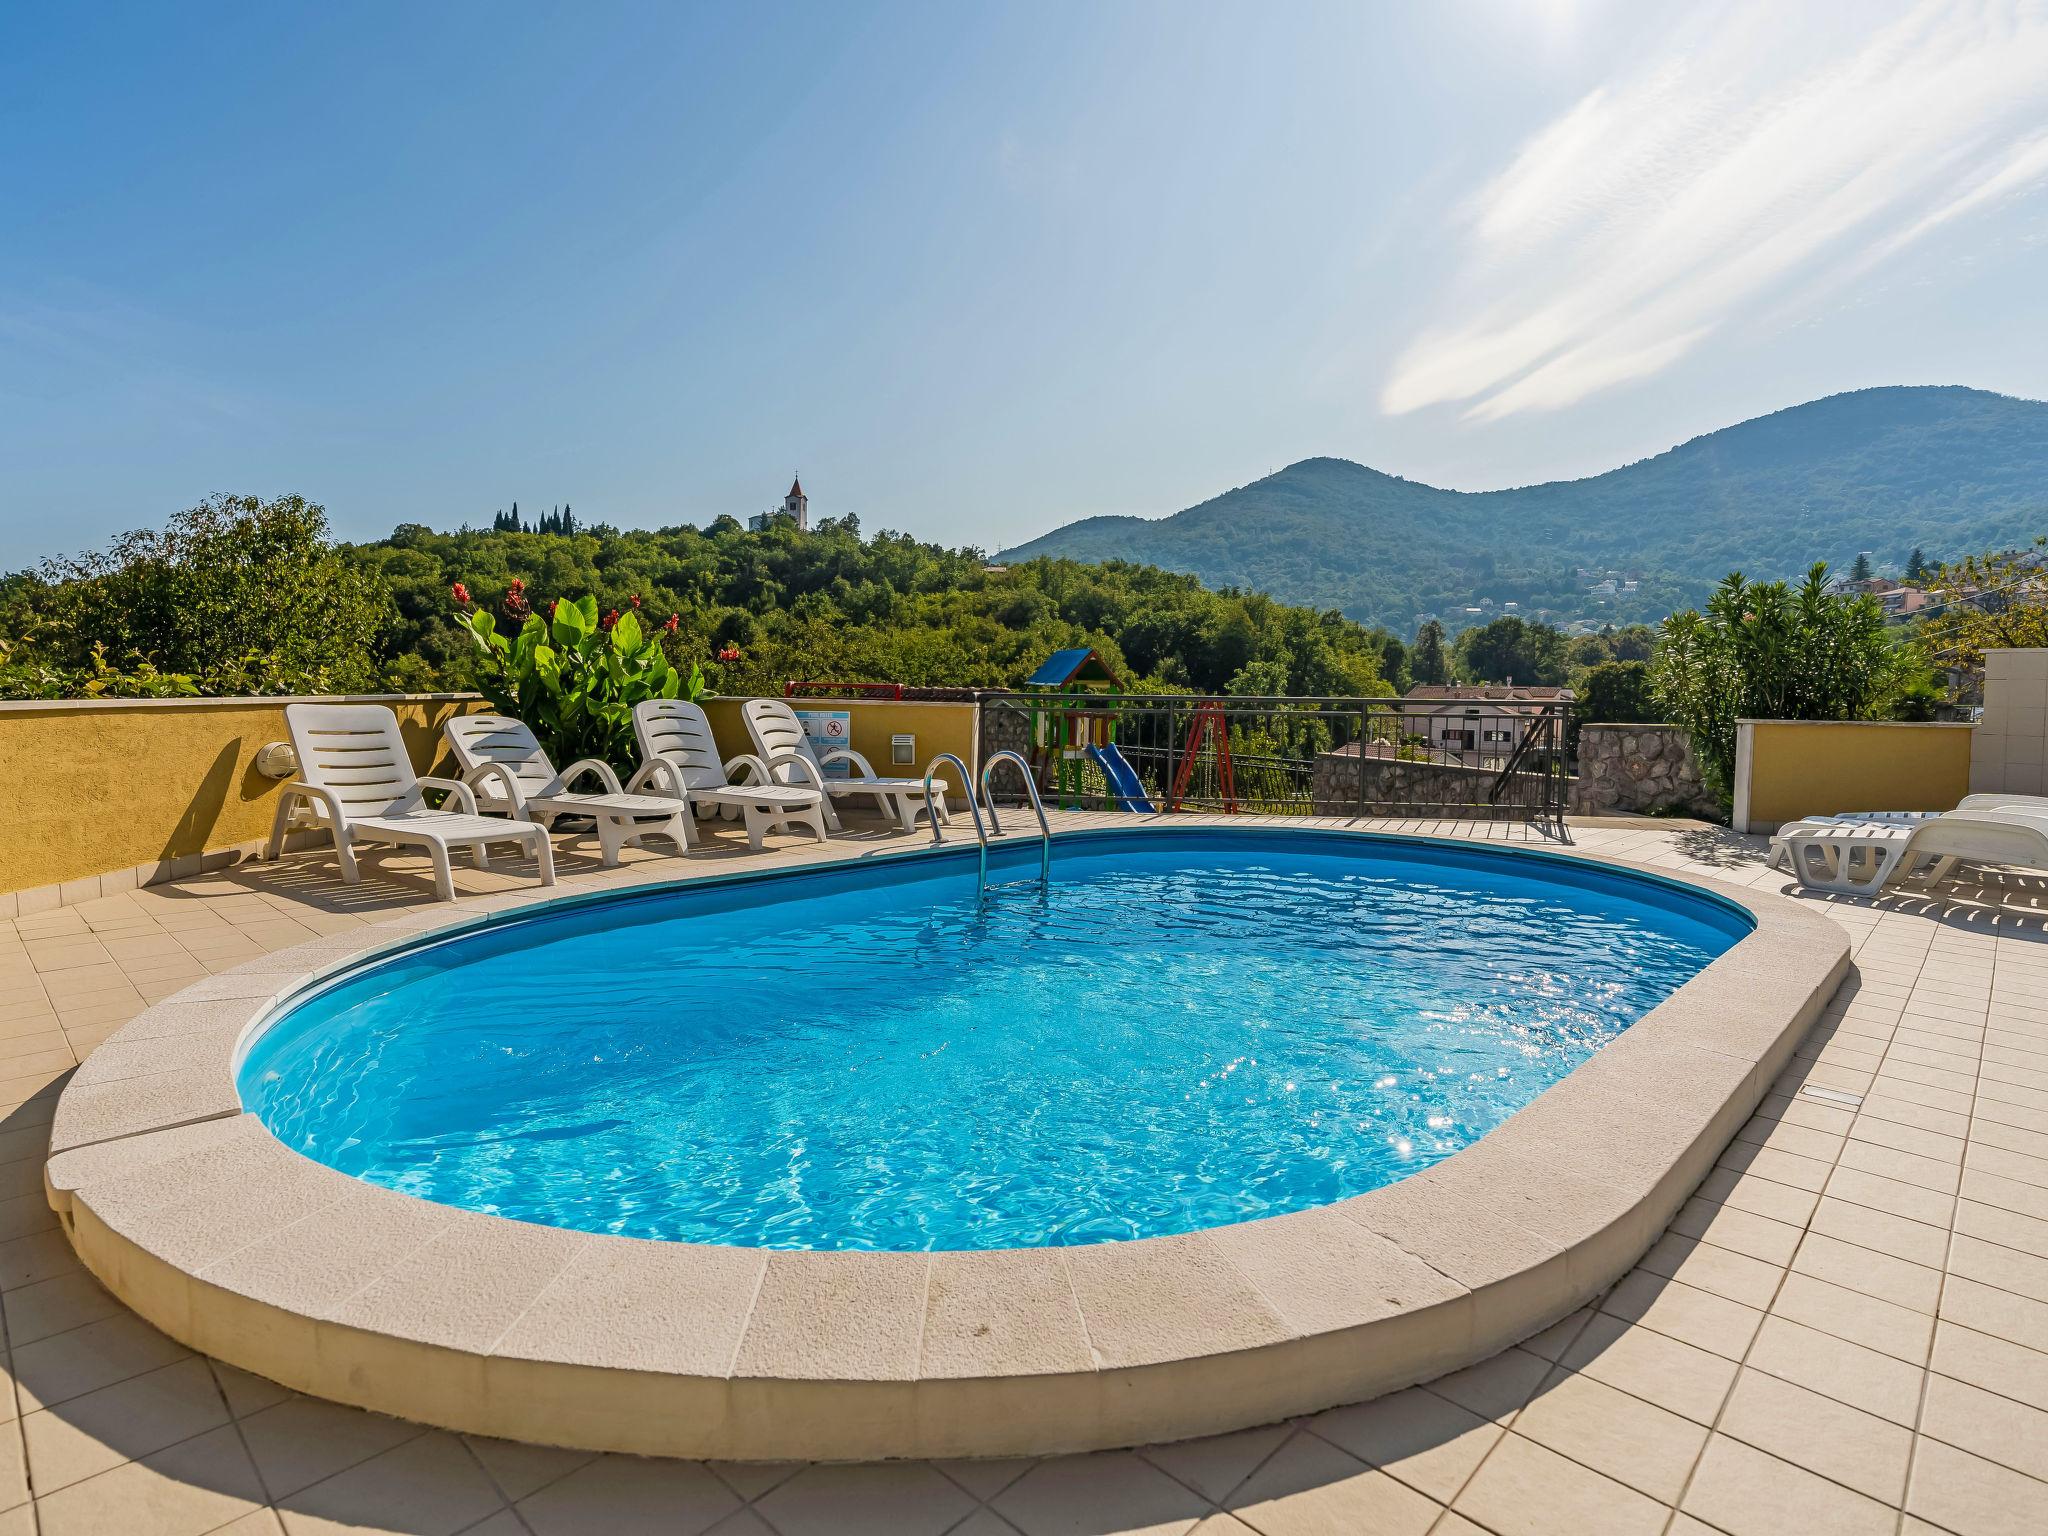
[38,826,1848,1462]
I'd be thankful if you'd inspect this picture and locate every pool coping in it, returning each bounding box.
[42,823,1848,1461]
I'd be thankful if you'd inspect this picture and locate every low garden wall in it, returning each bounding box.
[1733,719,1974,833]
[1309,750,1525,819]
[1570,724,1719,819]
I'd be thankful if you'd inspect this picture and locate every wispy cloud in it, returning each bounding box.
[1382,0,2048,420]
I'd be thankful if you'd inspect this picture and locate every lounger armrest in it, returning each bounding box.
[462,762,527,813]
[284,781,351,831]
[724,752,780,788]
[416,776,481,815]
[757,750,825,791]
[552,757,624,796]
[625,758,683,797]
[820,748,880,779]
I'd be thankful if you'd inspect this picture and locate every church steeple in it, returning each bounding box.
[783,475,808,531]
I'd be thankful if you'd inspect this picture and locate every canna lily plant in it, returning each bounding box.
[461,589,706,769]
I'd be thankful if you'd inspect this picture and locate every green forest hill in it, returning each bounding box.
[0,496,1414,702]
[998,386,2048,630]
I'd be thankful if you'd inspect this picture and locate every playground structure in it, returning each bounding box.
[1019,651,1242,814]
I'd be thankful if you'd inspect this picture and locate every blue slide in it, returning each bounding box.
[1087,743,1155,812]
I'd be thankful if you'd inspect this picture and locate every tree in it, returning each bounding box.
[1851,552,1873,583]
[1574,661,1663,726]
[1451,615,1566,686]
[1915,540,2048,682]
[3,494,391,693]
[1411,619,1451,686]
[1651,563,1912,798]
[1905,547,1928,583]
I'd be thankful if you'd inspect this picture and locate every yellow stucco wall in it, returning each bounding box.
[2,693,985,899]
[1738,720,1975,831]
[0,695,490,897]
[699,697,979,796]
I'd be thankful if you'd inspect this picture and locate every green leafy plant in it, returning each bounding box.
[1651,563,1913,798]
[0,637,200,700]
[462,590,704,768]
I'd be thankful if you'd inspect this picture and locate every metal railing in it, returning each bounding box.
[977,694,1569,828]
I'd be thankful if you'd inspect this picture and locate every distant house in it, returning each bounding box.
[1402,683,1574,759]
[748,476,810,533]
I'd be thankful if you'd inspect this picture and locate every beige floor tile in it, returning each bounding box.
[1451,1431,1665,1536]
[1745,1314,1925,1426]
[1422,1347,1552,1424]
[520,1454,747,1536]
[1139,1423,1291,1505]
[1966,1166,2048,1223]
[1600,1269,1763,1361]
[996,1451,1211,1536]
[21,1356,229,1494]
[33,1422,267,1536]
[239,1395,427,1500]
[1510,1367,1706,1504]
[1669,1195,1803,1267]
[1303,1385,1498,1503]
[1823,1165,1957,1229]
[1920,1372,2048,1483]
[2,1268,123,1346]
[1906,1435,2048,1536]
[1640,1232,1784,1310]
[275,1432,506,1536]
[1217,1431,1441,1536]
[1932,1321,2048,1413]
[1949,1231,2048,1299]
[462,1433,599,1503]
[1793,1230,1944,1313]
[1942,1274,2048,1355]
[1717,1368,1911,1504]
[0,1425,23,1512]
[209,1361,292,1419]
[1680,1433,1896,1536]
[1808,1194,1952,1269]
[1558,1310,1738,1425]
[11,1311,192,1412]
[0,1229,76,1292]
[1769,1272,1935,1364]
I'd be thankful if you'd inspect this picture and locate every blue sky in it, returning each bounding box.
[3,0,2046,567]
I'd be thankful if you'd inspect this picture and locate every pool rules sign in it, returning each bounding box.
[794,709,853,780]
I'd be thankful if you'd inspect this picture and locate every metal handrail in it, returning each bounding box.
[979,749,1052,888]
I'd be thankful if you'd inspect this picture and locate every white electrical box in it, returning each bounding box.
[891,733,916,765]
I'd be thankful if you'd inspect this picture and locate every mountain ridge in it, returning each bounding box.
[997,386,2048,630]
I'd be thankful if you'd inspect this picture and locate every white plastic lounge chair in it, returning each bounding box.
[1767,794,2048,872]
[266,703,555,901]
[1775,807,2048,896]
[443,714,692,868]
[630,699,830,850]
[739,696,948,834]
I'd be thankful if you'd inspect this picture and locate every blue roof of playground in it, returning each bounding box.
[1025,648,1120,688]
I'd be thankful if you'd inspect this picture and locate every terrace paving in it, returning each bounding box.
[0,809,2044,1534]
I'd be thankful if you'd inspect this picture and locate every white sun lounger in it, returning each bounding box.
[1773,807,2048,896]
[740,696,948,834]
[1767,794,2048,872]
[443,713,692,867]
[267,703,556,901]
[631,699,831,850]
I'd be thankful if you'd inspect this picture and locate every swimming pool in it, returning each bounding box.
[238,830,1749,1252]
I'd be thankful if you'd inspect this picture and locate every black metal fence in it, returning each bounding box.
[977,694,1569,828]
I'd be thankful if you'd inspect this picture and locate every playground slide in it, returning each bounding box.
[1087,743,1155,813]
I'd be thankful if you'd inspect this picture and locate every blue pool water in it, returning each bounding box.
[239,831,1748,1251]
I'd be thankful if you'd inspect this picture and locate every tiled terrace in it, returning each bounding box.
[1,811,2046,1535]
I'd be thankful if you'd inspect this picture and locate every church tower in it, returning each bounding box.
[783,475,808,531]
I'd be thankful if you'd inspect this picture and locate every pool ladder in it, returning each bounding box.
[922,749,1051,893]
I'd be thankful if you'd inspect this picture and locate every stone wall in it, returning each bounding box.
[1570,723,1718,818]
[1311,750,1530,820]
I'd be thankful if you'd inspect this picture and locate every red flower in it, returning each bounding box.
[602,609,619,630]
[717,644,742,663]
[451,582,471,605]
[664,614,680,634]
[506,577,525,594]
[629,593,642,609]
